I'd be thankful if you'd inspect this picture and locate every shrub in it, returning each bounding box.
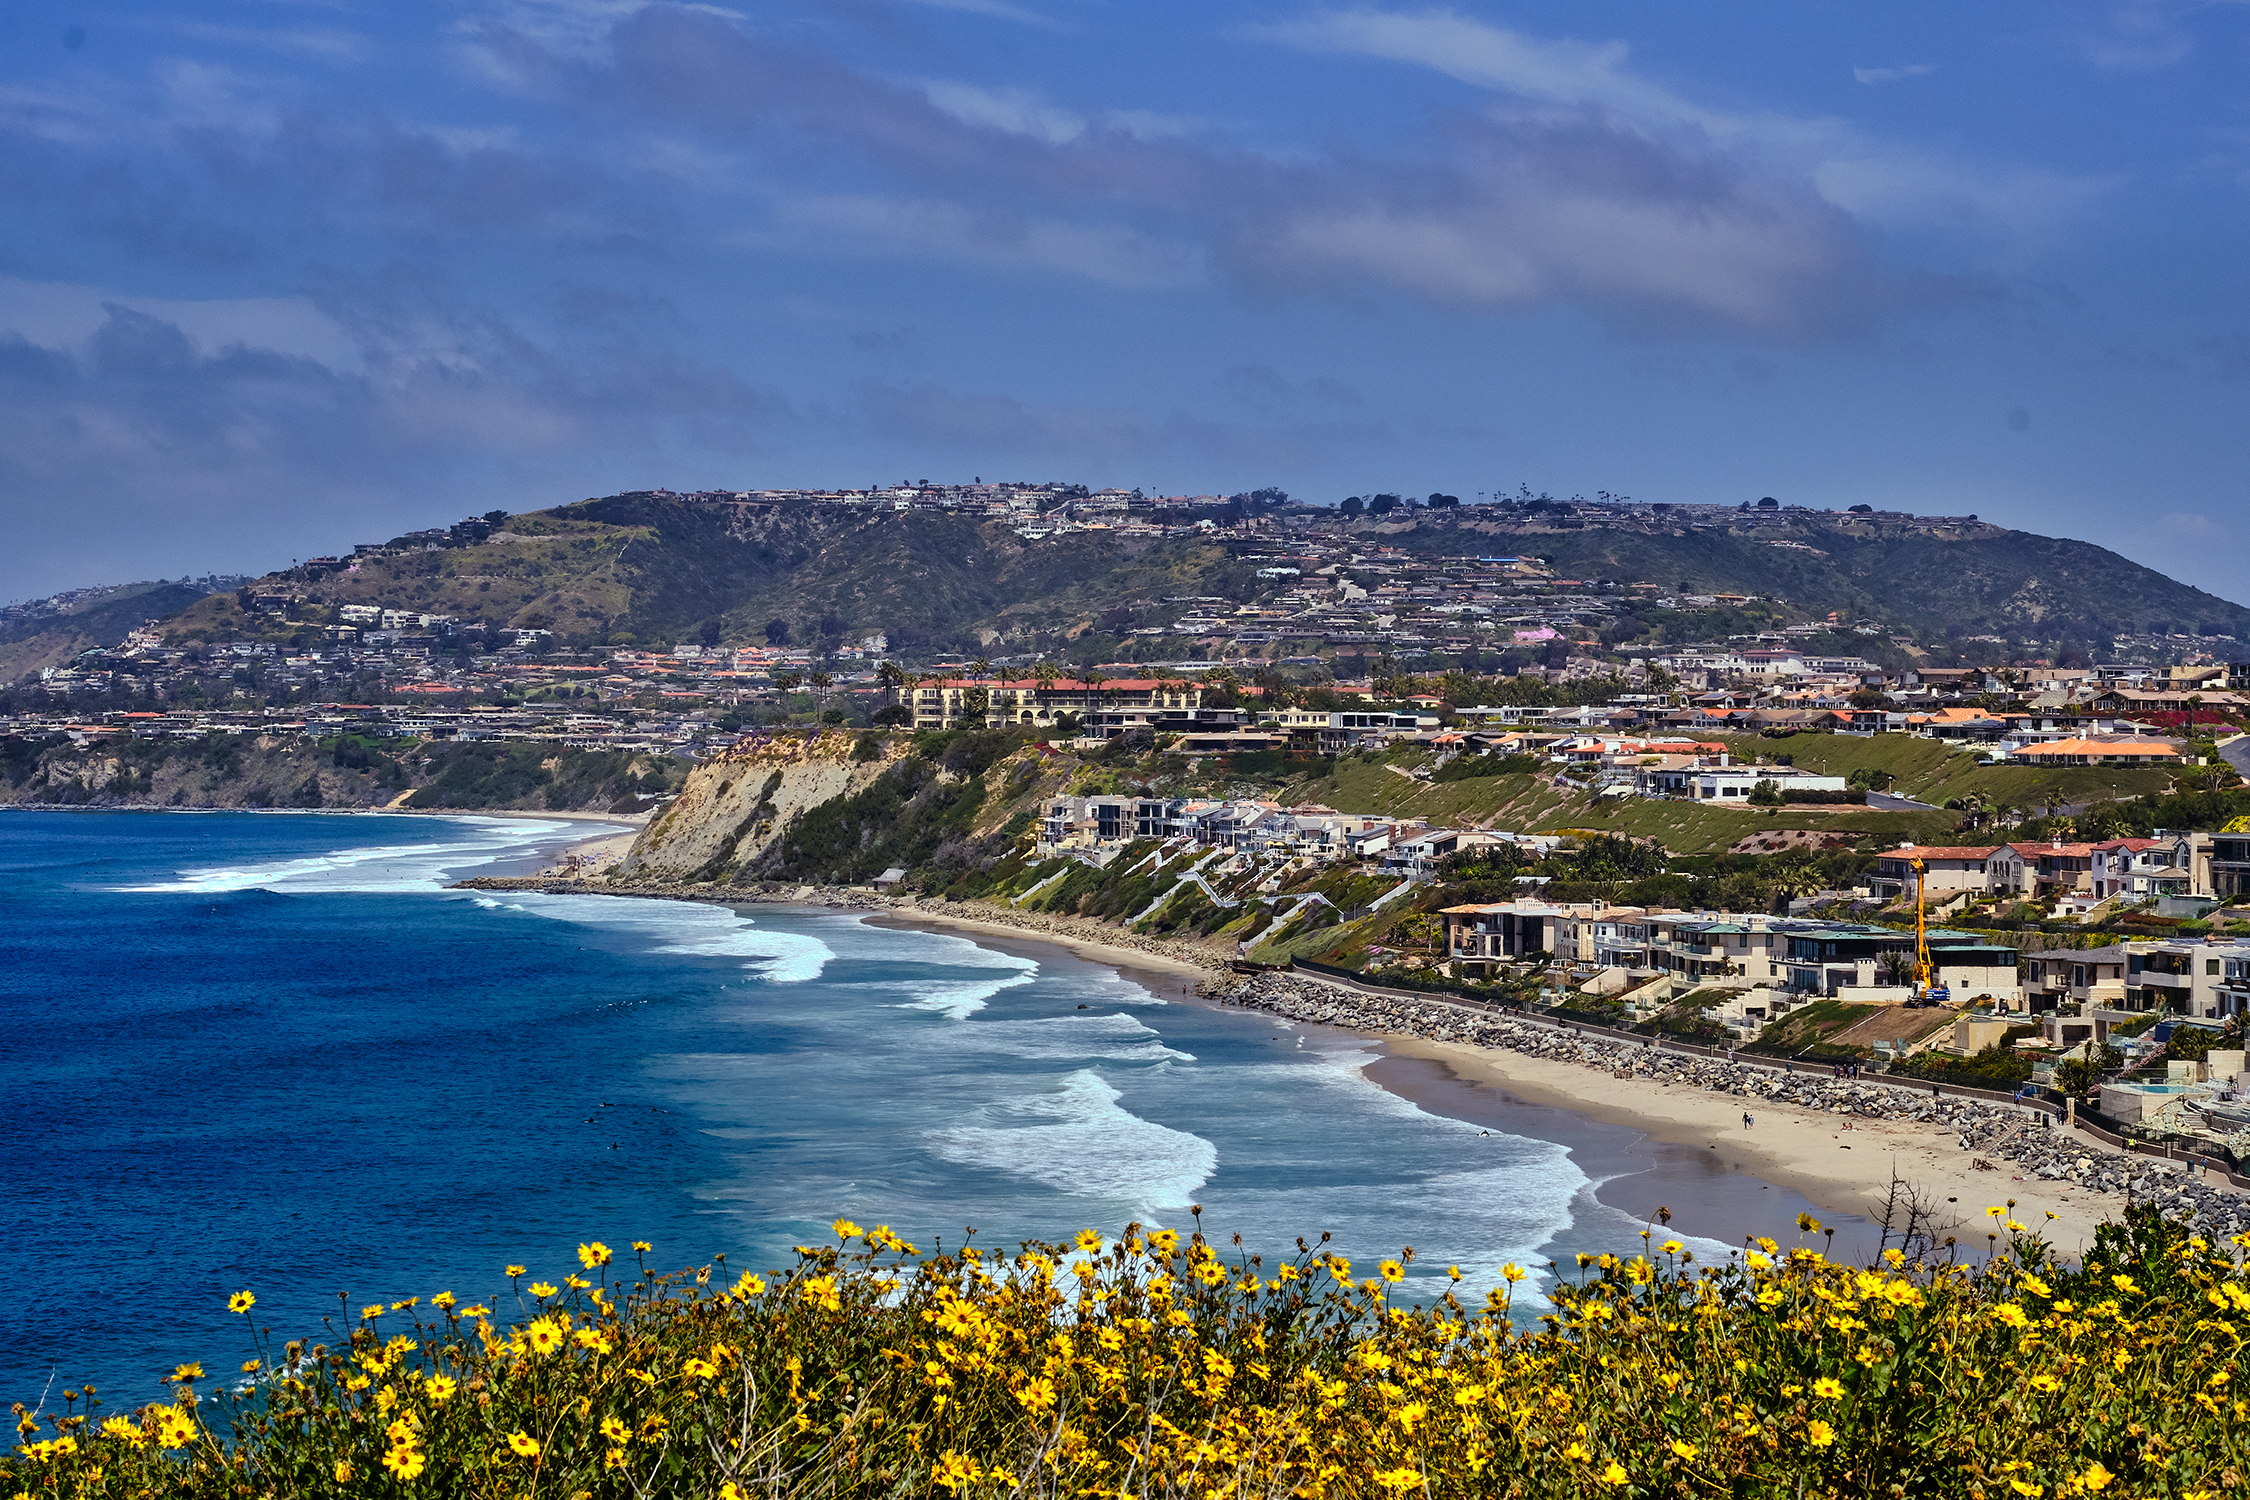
[16,1211,2249,1498]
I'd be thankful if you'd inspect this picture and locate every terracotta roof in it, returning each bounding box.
[1888,845,2000,860]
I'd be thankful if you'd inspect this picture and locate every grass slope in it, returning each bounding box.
[1715,734,2179,810]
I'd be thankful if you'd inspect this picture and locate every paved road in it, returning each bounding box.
[1867,790,1942,812]
[2220,735,2250,784]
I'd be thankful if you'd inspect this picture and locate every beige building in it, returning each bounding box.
[905,676,1201,731]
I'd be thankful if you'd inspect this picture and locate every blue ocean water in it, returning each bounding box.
[1,810,1726,1409]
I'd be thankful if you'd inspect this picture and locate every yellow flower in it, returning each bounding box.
[933,1451,982,1491]
[682,1357,719,1380]
[241,1359,260,1373]
[528,1281,559,1298]
[1501,1263,1527,1283]
[334,1462,354,1483]
[1379,1259,1405,1282]
[170,1363,204,1384]
[2111,1275,2139,1294]
[362,1304,384,1320]
[1075,1228,1103,1251]
[432,1291,457,1310]
[382,1447,427,1480]
[801,1275,842,1312]
[2008,1482,2042,1497]
[732,1272,767,1300]
[574,1329,614,1353]
[1670,1440,1697,1459]
[100,1418,143,1444]
[721,1485,746,1500]
[1806,1419,1836,1448]
[631,1241,652,1252]
[505,1264,528,1277]
[2078,1461,2114,1491]
[507,1431,541,1457]
[2029,1374,2060,1393]
[425,1375,457,1402]
[578,1240,613,1268]
[1328,1255,1352,1281]
[833,1218,865,1240]
[1599,1460,1629,1486]
[1563,1441,1592,1462]
[2018,1274,2051,1297]
[156,1413,196,1449]
[524,1317,565,1356]
[1812,1377,1844,1399]
[1660,1239,1683,1255]
[227,1290,256,1314]
[1373,1465,1423,1491]
[601,1416,630,1445]
[1992,1303,2029,1328]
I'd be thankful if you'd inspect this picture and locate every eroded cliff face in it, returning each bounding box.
[617,731,901,883]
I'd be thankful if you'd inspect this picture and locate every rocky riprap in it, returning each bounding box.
[1203,972,2250,1242]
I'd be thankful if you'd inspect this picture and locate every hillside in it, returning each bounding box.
[143,492,2250,660]
[0,733,684,812]
[163,496,1272,657]
[1380,509,2250,644]
[0,580,213,681]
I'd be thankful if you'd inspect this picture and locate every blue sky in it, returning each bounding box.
[3,1,2248,603]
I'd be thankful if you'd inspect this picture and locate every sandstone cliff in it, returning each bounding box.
[617,730,902,883]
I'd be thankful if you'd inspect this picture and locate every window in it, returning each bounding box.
[2209,960,2221,976]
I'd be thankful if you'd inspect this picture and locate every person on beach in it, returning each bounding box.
[1742,1112,1754,1129]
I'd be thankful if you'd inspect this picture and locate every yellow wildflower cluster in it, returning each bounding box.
[6,1206,2248,1497]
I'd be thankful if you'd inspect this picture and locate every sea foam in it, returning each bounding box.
[114,815,587,894]
[494,891,834,983]
[923,1068,1219,1218]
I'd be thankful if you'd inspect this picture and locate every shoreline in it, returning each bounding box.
[437,876,2244,1256]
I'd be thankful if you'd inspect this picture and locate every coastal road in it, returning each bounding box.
[1867,790,1942,812]
[2219,735,2250,784]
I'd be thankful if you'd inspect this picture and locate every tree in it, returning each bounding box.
[482,509,510,527]
[774,672,803,693]
[1748,778,1784,807]
[1368,494,1399,516]
[1426,493,1460,508]
[1338,496,1365,518]
[764,618,790,646]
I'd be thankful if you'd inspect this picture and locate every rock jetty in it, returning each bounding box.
[1205,971,2250,1242]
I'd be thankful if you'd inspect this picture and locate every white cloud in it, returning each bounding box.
[1250,8,2109,250]
[901,0,1065,28]
[745,194,1206,290]
[0,275,364,368]
[1853,63,1937,85]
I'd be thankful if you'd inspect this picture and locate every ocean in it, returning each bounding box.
[2,810,1793,1409]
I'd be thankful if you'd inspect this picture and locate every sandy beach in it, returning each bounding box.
[1383,1033,2117,1256]
[863,908,1215,987]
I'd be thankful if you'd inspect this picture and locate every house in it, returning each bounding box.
[2088,838,2191,900]
[1442,901,1594,971]
[1869,845,2000,900]
[2007,737,2185,767]
[2023,946,2131,1012]
[1678,765,1849,802]
[1778,923,2022,1006]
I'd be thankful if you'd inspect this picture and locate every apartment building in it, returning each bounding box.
[906,676,1202,730]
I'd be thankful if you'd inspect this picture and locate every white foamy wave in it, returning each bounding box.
[490,891,834,983]
[924,1069,1217,1216]
[947,1013,1193,1063]
[114,816,587,894]
[817,916,1044,971]
[894,969,1038,1021]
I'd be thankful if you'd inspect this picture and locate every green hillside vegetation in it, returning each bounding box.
[167,496,1283,658]
[1382,508,2250,645]
[12,1205,2245,1500]
[1712,734,2180,811]
[0,580,212,681]
[0,730,680,813]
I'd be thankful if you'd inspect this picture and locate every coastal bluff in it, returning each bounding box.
[615,730,900,884]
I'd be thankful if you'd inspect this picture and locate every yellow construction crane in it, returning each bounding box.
[1906,856,1948,1007]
